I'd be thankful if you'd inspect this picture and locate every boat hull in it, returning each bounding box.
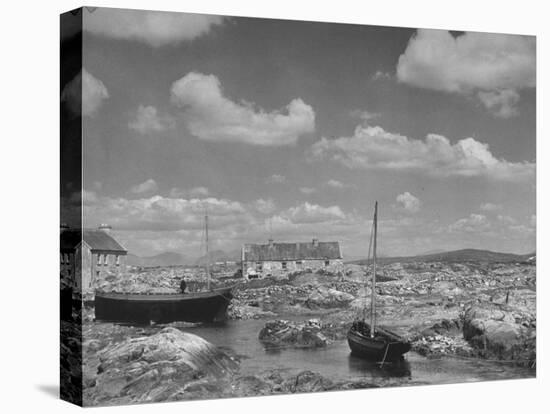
[94,287,233,324]
[347,324,411,361]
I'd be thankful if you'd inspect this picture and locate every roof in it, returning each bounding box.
[243,241,341,261]
[61,229,127,253]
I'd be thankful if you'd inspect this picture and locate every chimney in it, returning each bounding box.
[268,238,274,248]
[98,223,112,233]
[60,223,69,232]
[312,238,319,247]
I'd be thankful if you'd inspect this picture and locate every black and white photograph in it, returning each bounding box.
[56,2,538,409]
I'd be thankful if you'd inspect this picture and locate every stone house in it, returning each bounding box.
[60,224,127,291]
[241,238,344,279]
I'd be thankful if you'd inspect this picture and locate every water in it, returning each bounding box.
[183,318,534,386]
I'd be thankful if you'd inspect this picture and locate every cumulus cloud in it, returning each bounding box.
[325,179,354,189]
[480,202,503,212]
[266,174,286,184]
[372,71,391,81]
[396,29,535,117]
[84,8,224,47]
[130,179,158,195]
[448,214,490,233]
[129,105,175,134]
[281,202,346,224]
[84,194,247,232]
[169,186,210,198]
[350,109,381,122]
[477,89,520,119]
[300,187,317,195]
[61,69,109,117]
[308,124,534,182]
[394,192,421,213]
[170,72,315,146]
[253,198,276,215]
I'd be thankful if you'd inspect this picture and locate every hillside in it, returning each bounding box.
[194,249,241,266]
[350,248,535,265]
[127,252,190,267]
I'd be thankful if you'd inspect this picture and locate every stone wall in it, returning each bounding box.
[243,259,344,279]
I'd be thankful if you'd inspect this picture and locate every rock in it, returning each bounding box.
[283,371,334,393]
[305,286,355,309]
[259,319,327,349]
[462,304,535,362]
[88,327,238,405]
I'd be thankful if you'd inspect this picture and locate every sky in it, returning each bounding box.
[61,7,536,258]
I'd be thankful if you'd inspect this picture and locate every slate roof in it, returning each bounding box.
[61,229,127,253]
[243,241,341,261]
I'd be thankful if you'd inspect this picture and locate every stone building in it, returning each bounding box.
[60,224,127,291]
[241,238,344,279]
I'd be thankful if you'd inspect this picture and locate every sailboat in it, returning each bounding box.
[347,201,411,361]
[95,210,234,324]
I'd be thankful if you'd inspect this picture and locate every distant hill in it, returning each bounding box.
[194,249,241,266]
[350,248,535,265]
[127,252,190,267]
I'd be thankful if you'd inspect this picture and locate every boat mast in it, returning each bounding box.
[205,208,210,290]
[370,201,378,338]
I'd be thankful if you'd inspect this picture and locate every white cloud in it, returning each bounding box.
[325,179,354,189]
[169,186,210,198]
[350,109,381,122]
[266,174,286,184]
[84,8,224,47]
[448,214,490,233]
[394,192,421,213]
[130,179,158,195]
[477,89,520,119]
[281,202,346,224]
[372,71,391,81]
[300,187,317,195]
[308,124,534,182]
[253,198,276,215]
[129,105,175,134]
[396,29,535,117]
[84,194,248,232]
[61,69,109,117]
[480,202,503,212]
[170,72,315,146]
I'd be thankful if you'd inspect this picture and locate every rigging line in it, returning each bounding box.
[363,216,375,320]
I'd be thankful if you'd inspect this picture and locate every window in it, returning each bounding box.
[67,270,71,276]
[104,254,108,265]
[324,260,330,267]
[282,261,287,270]
[97,254,102,265]
[115,255,120,266]
[65,253,69,264]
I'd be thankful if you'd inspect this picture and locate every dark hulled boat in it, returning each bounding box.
[348,320,411,360]
[95,208,234,324]
[347,201,411,361]
[95,286,233,324]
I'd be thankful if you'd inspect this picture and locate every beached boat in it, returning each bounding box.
[347,201,411,361]
[95,209,234,324]
[95,287,233,323]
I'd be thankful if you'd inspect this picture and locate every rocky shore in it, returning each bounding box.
[82,259,536,405]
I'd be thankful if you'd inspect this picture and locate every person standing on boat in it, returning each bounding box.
[180,278,187,294]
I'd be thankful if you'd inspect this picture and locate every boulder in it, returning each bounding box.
[305,286,355,309]
[462,304,535,361]
[259,319,327,349]
[89,327,238,405]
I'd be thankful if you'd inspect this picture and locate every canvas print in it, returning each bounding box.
[60,6,536,407]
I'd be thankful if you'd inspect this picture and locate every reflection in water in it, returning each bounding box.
[348,354,412,379]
